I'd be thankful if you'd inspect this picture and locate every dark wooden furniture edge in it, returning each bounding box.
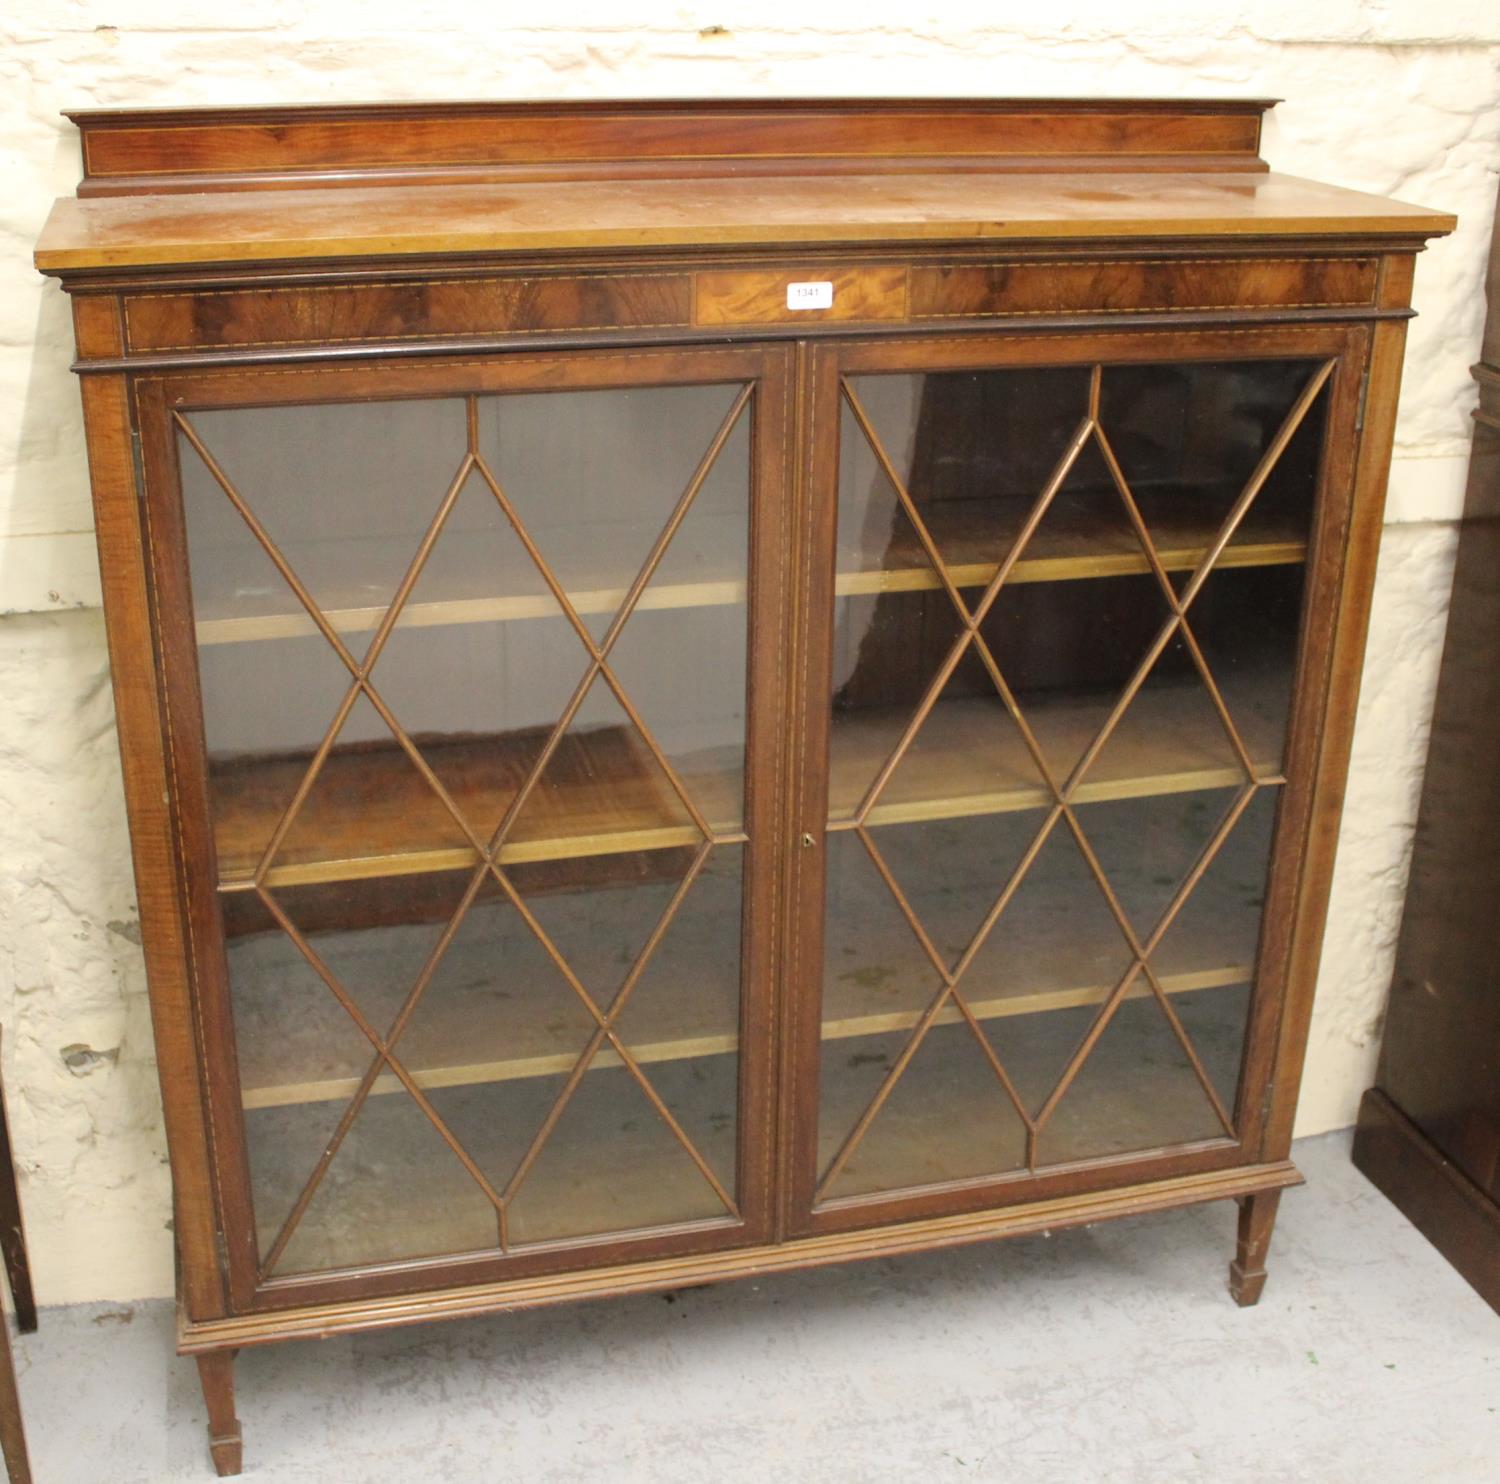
[1349,189,1500,1317]
[0,1030,35,1338]
[1353,1089,1500,1311]
[175,1160,1302,1351]
[1475,362,1500,429]
[0,1026,36,1484]
[67,97,1276,197]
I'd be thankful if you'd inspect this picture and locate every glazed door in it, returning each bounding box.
[138,345,792,1304]
[786,327,1361,1233]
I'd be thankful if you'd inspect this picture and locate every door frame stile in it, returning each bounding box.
[737,340,799,1247]
[782,339,845,1236]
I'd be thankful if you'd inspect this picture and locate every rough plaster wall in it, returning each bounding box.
[0,4,1497,1304]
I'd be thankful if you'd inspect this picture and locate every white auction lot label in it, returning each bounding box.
[786,281,835,310]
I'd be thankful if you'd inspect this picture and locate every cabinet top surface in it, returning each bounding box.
[34,170,1454,274]
[33,98,1454,274]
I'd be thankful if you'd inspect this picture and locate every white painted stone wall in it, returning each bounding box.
[2,4,1497,1304]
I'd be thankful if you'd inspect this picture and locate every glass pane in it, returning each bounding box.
[817,357,1322,1201]
[369,466,577,844]
[1097,359,1323,594]
[184,399,468,631]
[839,367,1094,581]
[477,384,746,641]
[251,1093,502,1275]
[180,379,754,1276]
[1019,993,1227,1167]
[822,1023,1028,1200]
[503,1059,733,1245]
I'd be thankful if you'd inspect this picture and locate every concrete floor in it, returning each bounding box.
[13,1131,1500,1483]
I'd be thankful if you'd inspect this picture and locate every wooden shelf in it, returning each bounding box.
[831,672,1287,826]
[197,575,747,646]
[194,491,1305,647]
[837,486,1306,600]
[192,509,750,647]
[235,776,1272,1111]
[212,725,744,890]
[214,669,1287,891]
[246,963,1251,1271]
[240,964,1250,1112]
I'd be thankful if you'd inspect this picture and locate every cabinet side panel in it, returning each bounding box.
[1262,314,1408,1159]
[1224,335,1365,1157]
[79,372,227,1319]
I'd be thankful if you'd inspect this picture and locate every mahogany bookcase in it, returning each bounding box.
[34,98,1452,1474]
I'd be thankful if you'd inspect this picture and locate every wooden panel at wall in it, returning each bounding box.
[71,98,1271,195]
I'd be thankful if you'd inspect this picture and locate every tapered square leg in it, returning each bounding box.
[196,1352,242,1477]
[1229,1188,1282,1306]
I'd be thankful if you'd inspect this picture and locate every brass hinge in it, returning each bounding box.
[215,1229,231,1275]
[1354,362,1372,434]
